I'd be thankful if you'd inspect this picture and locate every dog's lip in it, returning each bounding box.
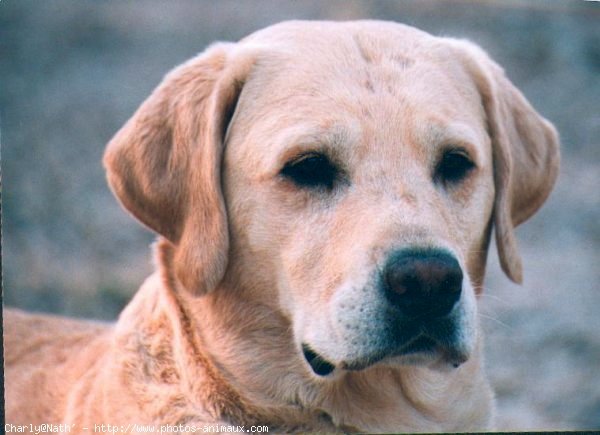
[302,322,468,375]
[340,334,467,372]
[302,343,336,376]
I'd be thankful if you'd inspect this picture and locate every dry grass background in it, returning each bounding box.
[2,0,599,430]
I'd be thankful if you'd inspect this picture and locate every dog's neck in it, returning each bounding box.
[118,240,493,432]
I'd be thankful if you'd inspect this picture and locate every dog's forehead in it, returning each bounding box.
[228,20,488,171]
[240,20,470,85]
[241,20,433,51]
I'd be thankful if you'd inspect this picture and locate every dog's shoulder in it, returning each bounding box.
[3,308,112,423]
[3,308,110,366]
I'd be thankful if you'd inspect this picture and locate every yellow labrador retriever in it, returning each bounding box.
[4,20,559,432]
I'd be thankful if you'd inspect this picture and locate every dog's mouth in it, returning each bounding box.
[343,335,466,371]
[303,333,467,376]
[338,335,437,371]
[302,343,336,376]
[398,334,438,355]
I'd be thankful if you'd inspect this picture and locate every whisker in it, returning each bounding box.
[477,293,507,303]
[478,313,513,331]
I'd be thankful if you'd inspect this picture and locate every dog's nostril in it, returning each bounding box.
[383,249,463,318]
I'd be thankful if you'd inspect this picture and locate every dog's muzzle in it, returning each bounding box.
[302,249,469,377]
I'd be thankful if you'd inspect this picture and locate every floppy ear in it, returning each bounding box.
[104,43,252,295]
[449,40,560,283]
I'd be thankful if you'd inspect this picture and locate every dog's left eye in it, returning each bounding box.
[435,148,475,186]
[281,152,339,190]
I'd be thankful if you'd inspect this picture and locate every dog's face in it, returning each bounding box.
[224,30,494,374]
[104,21,559,378]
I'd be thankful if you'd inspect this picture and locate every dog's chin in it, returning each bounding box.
[303,336,470,378]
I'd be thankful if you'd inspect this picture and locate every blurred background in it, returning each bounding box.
[2,0,599,430]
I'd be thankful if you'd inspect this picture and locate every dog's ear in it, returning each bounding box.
[104,43,252,295]
[449,40,560,283]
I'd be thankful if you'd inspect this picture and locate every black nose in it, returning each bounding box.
[383,249,463,318]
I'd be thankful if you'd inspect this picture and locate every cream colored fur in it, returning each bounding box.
[4,21,559,433]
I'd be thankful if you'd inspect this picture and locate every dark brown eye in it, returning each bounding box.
[435,149,475,185]
[281,152,339,190]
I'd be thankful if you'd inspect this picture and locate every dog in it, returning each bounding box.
[4,20,559,433]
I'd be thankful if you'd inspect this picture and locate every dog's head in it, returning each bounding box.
[104,21,559,377]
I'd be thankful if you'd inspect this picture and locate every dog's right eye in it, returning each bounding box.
[280,152,339,190]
